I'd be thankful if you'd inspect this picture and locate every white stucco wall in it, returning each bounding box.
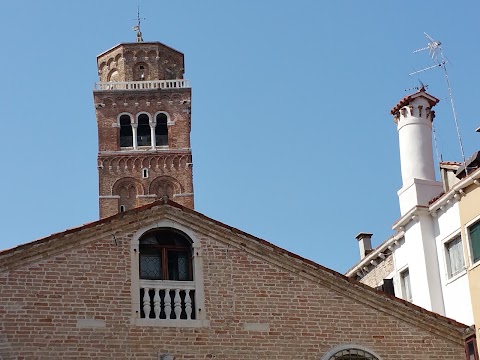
[391,214,444,316]
[434,203,474,325]
[391,203,474,325]
[396,97,437,185]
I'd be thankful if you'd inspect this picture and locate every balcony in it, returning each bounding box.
[139,280,195,320]
[94,79,190,91]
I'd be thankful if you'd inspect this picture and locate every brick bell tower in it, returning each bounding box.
[93,32,193,219]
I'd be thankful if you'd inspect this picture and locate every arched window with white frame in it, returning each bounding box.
[119,114,133,148]
[321,345,382,360]
[137,113,151,146]
[131,222,208,327]
[155,112,169,146]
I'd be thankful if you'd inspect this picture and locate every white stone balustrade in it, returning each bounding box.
[140,280,195,320]
[94,79,190,91]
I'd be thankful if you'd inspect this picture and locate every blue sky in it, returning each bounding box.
[1,1,479,273]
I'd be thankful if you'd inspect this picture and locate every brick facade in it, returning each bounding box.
[0,39,471,360]
[94,42,194,218]
[0,202,469,359]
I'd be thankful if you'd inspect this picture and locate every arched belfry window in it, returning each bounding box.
[155,113,168,146]
[137,114,151,146]
[139,228,193,281]
[119,114,133,147]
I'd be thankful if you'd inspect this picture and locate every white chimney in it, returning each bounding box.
[391,87,444,215]
[356,232,373,260]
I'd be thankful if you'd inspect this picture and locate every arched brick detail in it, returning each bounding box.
[149,176,183,199]
[112,177,145,196]
[321,345,383,360]
[112,177,145,213]
[107,69,119,82]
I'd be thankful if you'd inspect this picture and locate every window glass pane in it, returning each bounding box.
[155,113,168,146]
[168,251,190,281]
[470,221,480,263]
[445,236,465,277]
[138,228,192,282]
[137,114,151,146]
[329,349,378,359]
[466,338,478,360]
[119,115,133,147]
[141,236,157,245]
[400,269,412,302]
[140,253,162,280]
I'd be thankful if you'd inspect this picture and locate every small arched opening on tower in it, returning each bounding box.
[155,113,168,146]
[133,62,148,81]
[118,183,137,212]
[150,176,181,200]
[157,182,175,199]
[107,69,119,82]
[119,114,133,147]
[137,113,151,146]
[113,178,144,213]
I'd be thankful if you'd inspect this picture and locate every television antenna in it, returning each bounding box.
[410,33,467,174]
[133,6,145,42]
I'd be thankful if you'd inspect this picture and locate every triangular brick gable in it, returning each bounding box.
[0,200,468,346]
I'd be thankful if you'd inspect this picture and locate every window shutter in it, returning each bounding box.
[470,222,480,263]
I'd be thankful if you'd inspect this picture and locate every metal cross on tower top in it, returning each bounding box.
[133,6,145,42]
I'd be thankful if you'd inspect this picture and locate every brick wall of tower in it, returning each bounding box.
[97,152,194,218]
[94,41,194,218]
[94,88,193,218]
[97,43,185,83]
[94,89,191,152]
[0,210,467,359]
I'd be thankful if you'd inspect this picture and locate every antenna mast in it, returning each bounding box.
[133,6,145,42]
[410,33,467,174]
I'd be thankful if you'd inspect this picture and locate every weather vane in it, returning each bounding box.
[133,6,145,42]
[410,32,467,174]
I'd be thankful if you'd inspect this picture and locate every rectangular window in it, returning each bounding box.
[465,336,479,360]
[469,221,480,264]
[400,269,412,302]
[445,235,465,278]
[382,278,395,296]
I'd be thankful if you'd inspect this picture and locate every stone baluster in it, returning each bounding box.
[153,288,161,319]
[164,289,172,319]
[185,290,192,320]
[142,288,151,318]
[174,289,182,319]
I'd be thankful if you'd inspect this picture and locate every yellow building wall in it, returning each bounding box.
[459,182,480,348]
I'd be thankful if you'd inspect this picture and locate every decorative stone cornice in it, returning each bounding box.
[345,231,404,279]
[429,166,480,215]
